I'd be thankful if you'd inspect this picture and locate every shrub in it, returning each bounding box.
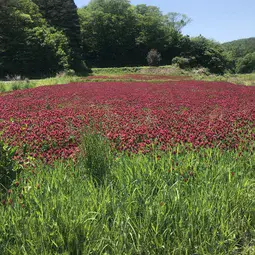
[56,69,75,78]
[22,79,34,89]
[172,56,195,69]
[0,83,6,93]
[0,141,19,193]
[180,36,230,74]
[146,49,162,66]
[192,67,210,75]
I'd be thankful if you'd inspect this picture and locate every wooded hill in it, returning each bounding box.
[222,37,255,58]
[0,0,254,78]
[222,38,255,73]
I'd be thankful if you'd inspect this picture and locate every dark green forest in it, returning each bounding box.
[0,0,254,78]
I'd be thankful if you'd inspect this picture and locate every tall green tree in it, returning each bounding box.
[79,0,138,67]
[134,5,192,65]
[133,4,166,65]
[177,36,231,74]
[32,0,85,72]
[164,12,191,32]
[0,0,70,78]
[135,4,166,50]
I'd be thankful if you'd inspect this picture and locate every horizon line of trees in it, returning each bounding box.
[0,0,254,79]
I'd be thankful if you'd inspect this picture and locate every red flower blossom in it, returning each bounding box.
[0,80,253,162]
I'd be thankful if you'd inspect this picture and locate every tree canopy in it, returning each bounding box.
[0,0,70,78]
[78,1,193,67]
[32,0,85,72]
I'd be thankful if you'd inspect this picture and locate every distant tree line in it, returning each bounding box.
[222,38,255,73]
[0,0,254,78]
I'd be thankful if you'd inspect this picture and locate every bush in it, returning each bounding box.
[181,36,230,74]
[172,56,196,69]
[56,69,75,78]
[11,83,20,91]
[146,49,162,66]
[192,67,210,75]
[0,141,19,193]
[0,83,6,93]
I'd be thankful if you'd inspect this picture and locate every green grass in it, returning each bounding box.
[92,65,186,76]
[1,135,255,254]
[92,66,143,75]
[226,73,255,86]
[193,73,255,86]
[0,76,83,93]
[92,66,255,86]
[33,76,82,87]
[0,80,36,93]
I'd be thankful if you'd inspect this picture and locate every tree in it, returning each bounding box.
[236,52,255,73]
[79,0,137,67]
[164,12,191,32]
[32,0,85,72]
[180,36,231,74]
[135,4,166,50]
[222,37,255,59]
[78,1,192,67]
[0,0,70,78]
[134,5,192,65]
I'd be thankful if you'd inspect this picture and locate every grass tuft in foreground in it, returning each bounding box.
[79,127,114,184]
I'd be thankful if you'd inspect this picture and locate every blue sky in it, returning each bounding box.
[74,0,255,43]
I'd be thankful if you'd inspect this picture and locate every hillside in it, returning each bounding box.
[222,37,255,58]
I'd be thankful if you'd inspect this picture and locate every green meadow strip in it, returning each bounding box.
[0,139,254,254]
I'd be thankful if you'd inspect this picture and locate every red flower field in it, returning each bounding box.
[0,80,254,161]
